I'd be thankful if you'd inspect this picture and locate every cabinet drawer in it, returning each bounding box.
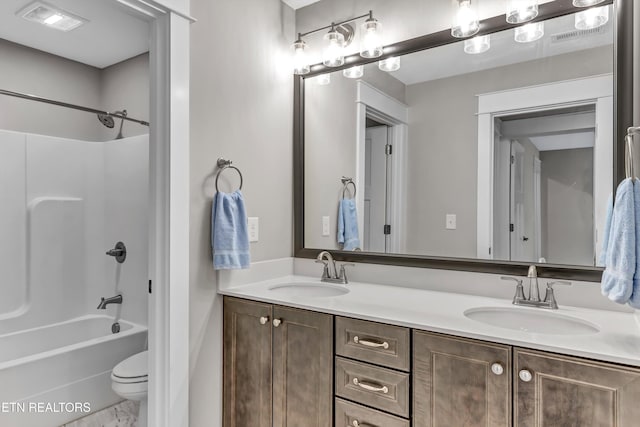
[336,316,410,371]
[335,357,409,418]
[335,398,409,427]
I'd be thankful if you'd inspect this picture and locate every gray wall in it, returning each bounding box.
[404,46,611,258]
[0,38,149,142]
[541,148,594,265]
[188,0,295,426]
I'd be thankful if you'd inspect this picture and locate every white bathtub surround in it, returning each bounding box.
[0,315,146,427]
[62,400,139,427]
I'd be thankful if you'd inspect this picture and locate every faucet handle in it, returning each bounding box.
[501,276,525,303]
[338,263,355,283]
[543,281,570,309]
[546,280,571,289]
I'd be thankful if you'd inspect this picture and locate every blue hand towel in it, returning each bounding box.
[338,198,360,251]
[601,178,635,303]
[211,190,250,270]
[597,193,613,267]
[629,179,640,309]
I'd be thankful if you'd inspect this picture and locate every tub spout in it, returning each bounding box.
[97,294,123,309]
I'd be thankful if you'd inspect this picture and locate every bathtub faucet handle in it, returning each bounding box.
[97,294,123,309]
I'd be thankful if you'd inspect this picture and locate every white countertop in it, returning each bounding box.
[219,275,640,367]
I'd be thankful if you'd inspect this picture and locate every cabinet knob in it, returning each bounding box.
[519,369,533,382]
[491,362,504,376]
[273,318,282,327]
[259,316,269,325]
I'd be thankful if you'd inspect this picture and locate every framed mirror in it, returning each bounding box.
[294,0,634,281]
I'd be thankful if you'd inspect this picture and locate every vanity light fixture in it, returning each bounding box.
[18,1,87,32]
[572,0,606,6]
[323,25,346,67]
[360,11,383,58]
[378,57,401,72]
[452,0,480,38]
[506,0,539,24]
[514,21,544,42]
[464,34,491,54]
[574,6,609,30]
[292,36,310,75]
[343,65,364,78]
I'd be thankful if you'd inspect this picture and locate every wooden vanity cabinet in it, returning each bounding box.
[514,348,640,427]
[223,297,333,427]
[413,330,512,427]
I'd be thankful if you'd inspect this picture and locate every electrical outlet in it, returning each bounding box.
[446,214,456,230]
[322,216,330,236]
[248,217,259,242]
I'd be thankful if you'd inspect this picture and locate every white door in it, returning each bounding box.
[510,140,529,262]
[364,126,389,252]
[493,123,511,260]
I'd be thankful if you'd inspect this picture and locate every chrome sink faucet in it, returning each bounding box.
[315,251,353,284]
[97,294,123,309]
[501,266,571,309]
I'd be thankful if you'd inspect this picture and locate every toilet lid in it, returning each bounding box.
[113,350,148,380]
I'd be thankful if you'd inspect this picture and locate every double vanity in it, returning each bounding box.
[220,262,640,427]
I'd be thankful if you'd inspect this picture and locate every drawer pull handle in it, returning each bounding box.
[352,420,377,427]
[353,336,389,349]
[352,377,389,394]
[259,316,269,325]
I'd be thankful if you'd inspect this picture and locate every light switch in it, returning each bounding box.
[446,214,456,230]
[322,216,330,236]
[248,217,259,242]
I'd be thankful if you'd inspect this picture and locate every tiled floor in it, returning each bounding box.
[61,400,139,427]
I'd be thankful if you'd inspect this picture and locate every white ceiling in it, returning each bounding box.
[282,0,321,10]
[0,0,149,68]
[387,7,613,86]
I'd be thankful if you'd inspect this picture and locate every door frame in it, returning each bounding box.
[115,2,193,427]
[356,81,408,254]
[476,74,613,262]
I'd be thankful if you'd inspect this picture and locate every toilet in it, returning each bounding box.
[111,351,148,427]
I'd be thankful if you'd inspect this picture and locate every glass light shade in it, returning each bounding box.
[572,0,606,6]
[343,65,364,78]
[464,35,490,54]
[360,18,383,58]
[451,0,480,38]
[575,6,609,30]
[292,39,310,75]
[506,0,539,24]
[378,57,400,72]
[323,30,345,67]
[313,73,331,85]
[514,22,544,43]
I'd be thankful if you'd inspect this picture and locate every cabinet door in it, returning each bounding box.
[515,348,640,427]
[223,297,273,427]
[413,330,511,427]
[272,305,333,427]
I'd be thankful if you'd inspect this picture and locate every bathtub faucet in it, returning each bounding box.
[97,294,123,309]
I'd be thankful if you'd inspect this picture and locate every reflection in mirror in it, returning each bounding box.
[304,7,613,268]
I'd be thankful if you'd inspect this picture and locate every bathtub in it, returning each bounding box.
[0,315,147,427]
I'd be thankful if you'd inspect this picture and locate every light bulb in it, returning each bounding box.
[506,0,538,24]
[452,0,480,38]
[378,57,400,72]
[313,73,331,85]
[360,17,383,58]
[343,65,364,79]
[292,38,310,75]
[323,28,345,67]
[514,22,544,43]
[464,35,490,54]
[575,6,609,30]
[572,0,606,6]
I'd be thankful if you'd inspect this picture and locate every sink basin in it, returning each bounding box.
[268,282,350,298]
[464,307,599,335]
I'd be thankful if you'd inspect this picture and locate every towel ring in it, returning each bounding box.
[342,180,356,199]
[215,158,243,192]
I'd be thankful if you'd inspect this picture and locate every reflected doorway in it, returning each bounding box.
[364,119,392,252]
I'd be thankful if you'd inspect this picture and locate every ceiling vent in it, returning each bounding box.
[550,26,606,43]
[17,1,87,32]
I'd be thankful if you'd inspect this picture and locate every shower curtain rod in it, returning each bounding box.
[0,88,150,126]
